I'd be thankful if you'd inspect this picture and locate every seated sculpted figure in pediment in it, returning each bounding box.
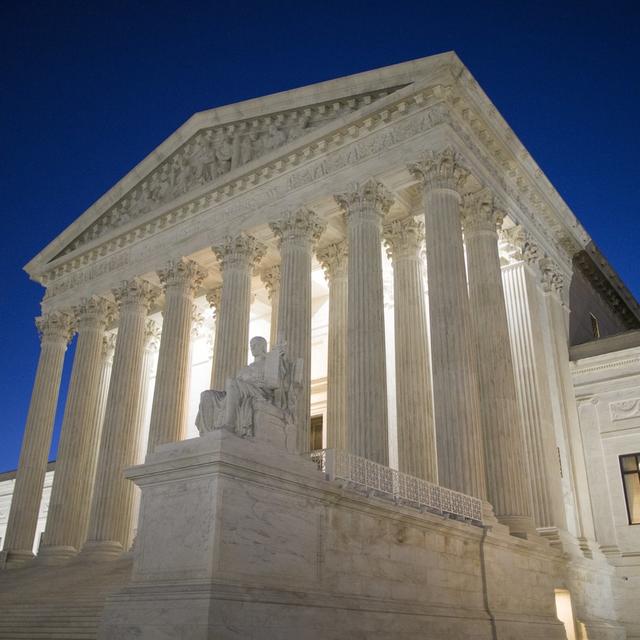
[196,336,301,439]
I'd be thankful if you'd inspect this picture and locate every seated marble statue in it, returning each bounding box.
[196,336,301,438]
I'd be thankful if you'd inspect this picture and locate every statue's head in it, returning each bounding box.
[249,336,268,358]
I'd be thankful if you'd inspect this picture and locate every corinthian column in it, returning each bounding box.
[462,191,535,535]
[409,149,485,499]
[335,180,391,465]
[39,297,116,563]
[317,241,348,451]
[383,216,437,483]
[270,209,326,451]
[260,266,281,348]
[206,287,222,385]
[500,229,566,532]
[1,311,74,566]
[211,234,266,389]
[83,279,158,559]
[147,258,206,453]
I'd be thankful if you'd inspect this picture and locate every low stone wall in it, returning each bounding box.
[99,429,625,639]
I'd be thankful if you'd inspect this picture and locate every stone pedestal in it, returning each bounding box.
[98,415,572,640]
[2,311,74,567]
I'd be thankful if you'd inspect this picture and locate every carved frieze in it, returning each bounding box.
[609,398,640,422]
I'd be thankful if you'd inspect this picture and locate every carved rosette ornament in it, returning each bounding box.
[269,207,326,248]
[35,311,76,345]
[335,179,393,224]
[461,189,505,235]
[260,265,281,300]
[212,233,266,272]
[158,258,207,295]
[316,241,348,280]
[113,279,159,313]
[408,147,470,193]
[383,216,425,261]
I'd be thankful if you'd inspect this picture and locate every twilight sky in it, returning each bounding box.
[0,0,638,472]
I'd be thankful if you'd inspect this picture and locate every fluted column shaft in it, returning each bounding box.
[147,259,205,453]
[261,266,281,349]
[336,180,391,465]
[501,250,566,530]
[462,192,535,534]
[271,209,326,452]
[383,217,437,482]
[2,312,73,565]
[317,242,348,451]
[409,149,485,498]
[211,234,266,389]
[83,280,158,558]
[206,288,222,387]
[40,298,115,561]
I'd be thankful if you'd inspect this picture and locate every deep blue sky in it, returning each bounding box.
[1,0,638,472]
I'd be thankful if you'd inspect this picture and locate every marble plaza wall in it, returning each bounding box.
[99,427,624,640]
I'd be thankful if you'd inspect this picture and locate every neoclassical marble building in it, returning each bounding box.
[1,53,639,639]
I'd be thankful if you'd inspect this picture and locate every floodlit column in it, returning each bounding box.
[500,228,567,531]
[206,287,222,385]
[462,191,535,535]
[317,241,348,451]
[147,258,206,453]
[409,148,486,499]
[336,180,391,465]
[2,311,74,567]
[383,216,437,483]
[261,266,281,348]
[83,279,158,559]
[270,208,326,451]
[210,234,266,389]
[39,297,115,562]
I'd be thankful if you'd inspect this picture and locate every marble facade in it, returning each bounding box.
[1,52,639,639]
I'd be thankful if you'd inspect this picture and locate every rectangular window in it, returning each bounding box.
[310,415,323,452]
[620,453,640,525]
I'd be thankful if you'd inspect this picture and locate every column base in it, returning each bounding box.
[0,548,36,569]
[498,514,539,540]
[37,544,79,565]
[80,541,124,562]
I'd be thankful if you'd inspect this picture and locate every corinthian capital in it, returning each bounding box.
[499,225,541,267]
[114,278,159,312]
[144,318,161,351]
[158,257,207,294]
[461,188,505,235]
[383,216,425,261]
[408,147,470,192]
[335,179,393,224]
[102,332,117,364]
[540,257,566,296]
[260,265,281,299]
[316,240,348,280]
[269,207,326,248]
[212,233,266,272]
[205,286,222,317]
[35,310,75,345]
[74,296,116,330]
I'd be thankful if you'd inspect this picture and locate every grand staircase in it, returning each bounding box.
[0,557,131,639]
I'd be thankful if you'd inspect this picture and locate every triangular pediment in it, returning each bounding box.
[26,52,460,274]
